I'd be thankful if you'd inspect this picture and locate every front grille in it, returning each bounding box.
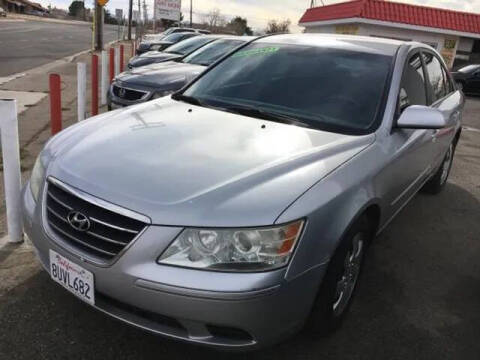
[112,84,148,101]
[45,180,147,261]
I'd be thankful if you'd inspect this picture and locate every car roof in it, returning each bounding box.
[254,33,407,56]
[211,35,257,42]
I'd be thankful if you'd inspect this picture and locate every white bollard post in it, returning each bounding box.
[101,50,108,106]
[114,47,120,76]
[77,62,86,121]
[0,99,23,243]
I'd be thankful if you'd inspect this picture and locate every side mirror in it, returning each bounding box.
[397,105,447,129]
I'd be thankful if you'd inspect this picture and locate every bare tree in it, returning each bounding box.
[265,19,291,34]
[203,8,226,32]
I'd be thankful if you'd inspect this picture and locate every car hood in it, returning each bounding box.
[129,52,182,67]
[46,98,374,227]
[116,62,205,89]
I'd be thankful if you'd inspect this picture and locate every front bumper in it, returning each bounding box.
[22,183,327,350]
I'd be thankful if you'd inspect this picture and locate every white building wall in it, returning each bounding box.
[305,25,337,34]
[303,22,475,67]
[357,23,446,50]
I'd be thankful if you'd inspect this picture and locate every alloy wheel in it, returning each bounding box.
[332,233,365,317]
[440,144,454,185]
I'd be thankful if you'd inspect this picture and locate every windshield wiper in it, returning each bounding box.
[222,104,313,129]
[193,62,211,66]
[171,93,205,107]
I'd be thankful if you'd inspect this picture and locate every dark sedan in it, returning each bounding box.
[136,32,200,55]
[452,64,480,94]
[128,35,222,69]
[109,37,252,109]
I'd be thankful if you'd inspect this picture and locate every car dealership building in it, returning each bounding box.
[299,0,480,69]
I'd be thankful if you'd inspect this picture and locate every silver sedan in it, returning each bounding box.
[23,34,463,350]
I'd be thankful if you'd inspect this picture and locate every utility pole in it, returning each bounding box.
[310,0,325,7]
[128,0,133,40]
[94,2,104,50]
[190,0,193,27]
[138,0,141,40]
[143,0,148,30]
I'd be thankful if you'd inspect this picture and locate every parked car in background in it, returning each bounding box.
[128,35,222,69]
[0,6,7,16]
[143,27,211,42]
[452,64,480,94]
[109,37,254,109]
[136,32,200,55]
[161,27,210,36]
[24,34,463,350]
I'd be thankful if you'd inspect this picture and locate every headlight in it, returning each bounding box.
[152,90,175,99]
[158,220,304,272]
[30,154,46,202]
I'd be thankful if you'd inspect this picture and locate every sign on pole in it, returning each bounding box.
[115,8,123,21]
[97,0,109,6]
[154,0,181,21]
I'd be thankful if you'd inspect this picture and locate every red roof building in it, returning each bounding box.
[299,0,480,68]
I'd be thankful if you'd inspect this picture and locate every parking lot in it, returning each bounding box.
[0,96,478,360]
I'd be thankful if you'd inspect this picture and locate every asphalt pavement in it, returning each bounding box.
[0,19,120,76]
[0,95,479,358]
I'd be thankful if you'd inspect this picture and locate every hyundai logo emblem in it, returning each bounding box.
[118,88,126,98]
[67,211,91,232]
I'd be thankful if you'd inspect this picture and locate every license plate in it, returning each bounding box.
[49,250,95,305]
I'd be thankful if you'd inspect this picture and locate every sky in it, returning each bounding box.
[40,0,480,33]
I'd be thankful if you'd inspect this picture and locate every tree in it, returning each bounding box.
[226,16,253,36]
[68,0,84,18]
[203,8,226,31]
[265,19,291,34]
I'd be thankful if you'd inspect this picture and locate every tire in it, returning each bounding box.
[456,81,464,92]
[107,104,112,111]
[422,142,455,195]
[305,216,370,335]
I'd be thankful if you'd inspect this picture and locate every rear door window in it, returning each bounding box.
[441,66,454,95]
[422,52,447,103]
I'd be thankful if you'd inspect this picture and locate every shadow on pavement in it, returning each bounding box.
[0,182,479,360]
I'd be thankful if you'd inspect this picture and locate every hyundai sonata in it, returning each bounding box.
[23,34,463,350]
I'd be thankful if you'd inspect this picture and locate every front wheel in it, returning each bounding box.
[456,81,464,91]
[305,217,369,335]
[422,143,455,194]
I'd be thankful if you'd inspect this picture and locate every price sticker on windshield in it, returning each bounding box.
[233,46,279,58]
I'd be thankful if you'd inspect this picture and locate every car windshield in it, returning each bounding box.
[458,64,480,73]
[182,42,393,134]
[183,39,245,66]
[163,33,189,42]
[162,28,175,36]
[165,36,212,56]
